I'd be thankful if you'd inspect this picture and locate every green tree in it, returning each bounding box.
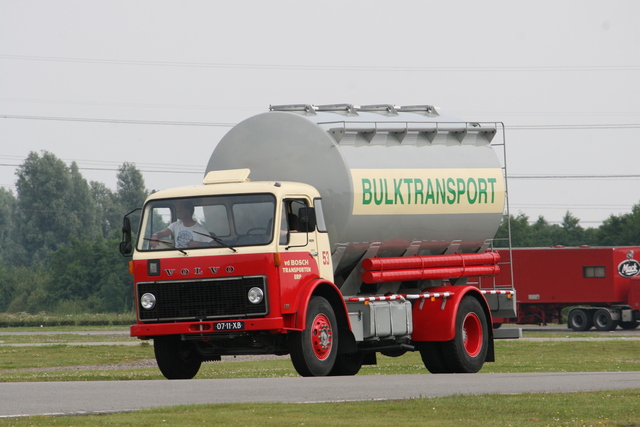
[90,181,121,238]
[116,162,147,213]
[597,202,640,246]
[3,264,51,313]
[553,211,585,246]
[494,213,536,247]
[14,151,73,265]
[46,235,132,312]
[0,261,16,312]
[114,162,148,239]
[68,162,100,237]
[13,152,101,266]
[529,216,558,247]
[0,188,19,263]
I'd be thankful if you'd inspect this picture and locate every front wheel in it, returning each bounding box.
[154,335,202,380]
[329,351,364,376]
[441,296,489,373]
[290,296,338,377]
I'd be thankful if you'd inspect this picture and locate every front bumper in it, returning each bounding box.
[130,316,285,339]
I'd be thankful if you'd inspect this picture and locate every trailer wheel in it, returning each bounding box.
[567,309,592,331]
[419,341,451,374]
[441,296,489,373]
[290,296,338,377]
[154,335,202,380]
[593,309,618,331]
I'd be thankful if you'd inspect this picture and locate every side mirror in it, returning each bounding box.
[119,241,132,255]
[119,216,133,256]
[298,207,316,232]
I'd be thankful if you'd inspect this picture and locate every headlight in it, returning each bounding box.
[141,293,156,310]
[247,287,264,304]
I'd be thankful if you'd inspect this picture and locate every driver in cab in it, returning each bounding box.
[150,201,213,248]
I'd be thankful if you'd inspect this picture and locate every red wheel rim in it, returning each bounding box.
[310,313,333,360]
[462,312,482,357]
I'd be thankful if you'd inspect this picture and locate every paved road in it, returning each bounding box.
[1,372,639,417]
[1,326,638,417]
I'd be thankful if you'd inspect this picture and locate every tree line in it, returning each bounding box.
[0,151,147,314]
[494,206,640,248]
[0,150,638,314]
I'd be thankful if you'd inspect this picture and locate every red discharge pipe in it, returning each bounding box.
[361,251,500,271]
[362,264,501,284]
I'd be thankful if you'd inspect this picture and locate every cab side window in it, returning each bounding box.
[279,199,309,245]
[286,199,308,232]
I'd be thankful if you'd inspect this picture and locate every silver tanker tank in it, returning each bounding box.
[206,104,506,280]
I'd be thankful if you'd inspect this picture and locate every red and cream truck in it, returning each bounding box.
[120,104,517,379]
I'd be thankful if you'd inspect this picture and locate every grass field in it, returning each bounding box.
[1,324,639,426]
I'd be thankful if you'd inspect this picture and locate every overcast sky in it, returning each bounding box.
[1,0,639,227]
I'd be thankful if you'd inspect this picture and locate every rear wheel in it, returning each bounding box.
[440,296,489,373]
[593,309,618,331]
[290,296,338,377]
[568,309,592,331]
[419,341,451,374]
[154,335,202,380]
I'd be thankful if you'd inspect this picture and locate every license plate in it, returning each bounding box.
[213,321,244,331]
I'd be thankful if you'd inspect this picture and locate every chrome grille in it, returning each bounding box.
[137,276,267,322]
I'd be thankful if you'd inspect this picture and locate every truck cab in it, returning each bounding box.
[122,169,347,378]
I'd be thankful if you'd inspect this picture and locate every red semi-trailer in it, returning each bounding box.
[491,247,640,331]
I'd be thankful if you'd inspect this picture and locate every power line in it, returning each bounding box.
[0,163,203,175]
[3,99,638,119]
[509,174,640,179]
[3,162,637,180]
[0,114,234,127]
[1,54,639,72]
[2,114,639,131]
[507,124,640,130]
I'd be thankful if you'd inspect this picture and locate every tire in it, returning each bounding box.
[329,351,364,376]
[440,296,489,373]
[290,296,338,377]
[620,320,639,330]
[568,309,592,331]
[593,309,618,331]
[154,335,202,380]
[419,341,451,374]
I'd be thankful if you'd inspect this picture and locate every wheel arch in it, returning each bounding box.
[293,279,357,354]
[411,286,494,361]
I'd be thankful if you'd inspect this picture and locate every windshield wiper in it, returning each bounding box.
[194,231,237,253]
[143,237,187,255]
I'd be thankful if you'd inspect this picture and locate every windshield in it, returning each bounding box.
[137,193,276,251]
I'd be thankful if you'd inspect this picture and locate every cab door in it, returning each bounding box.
[277,198,326,306]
